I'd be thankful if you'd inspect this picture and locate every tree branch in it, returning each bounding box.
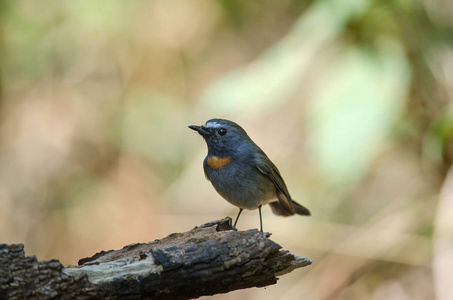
[0,218,312,299]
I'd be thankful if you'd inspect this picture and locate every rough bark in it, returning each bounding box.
[0,218,312,299]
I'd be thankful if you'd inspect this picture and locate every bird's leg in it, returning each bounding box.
[232,208,243,231]
[259,205,263,232]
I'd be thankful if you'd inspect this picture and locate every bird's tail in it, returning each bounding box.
[269,200,311,217]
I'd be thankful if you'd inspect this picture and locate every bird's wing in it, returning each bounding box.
[255,158,294,215]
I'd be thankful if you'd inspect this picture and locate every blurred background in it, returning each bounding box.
[0,0,452,299]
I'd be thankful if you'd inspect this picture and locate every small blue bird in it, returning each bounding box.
[189,118,310,232]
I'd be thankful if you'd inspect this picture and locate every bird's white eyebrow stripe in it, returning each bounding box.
[204,121,222,128]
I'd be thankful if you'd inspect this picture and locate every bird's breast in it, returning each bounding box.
[203,156,277,210]
[206,155,232,170]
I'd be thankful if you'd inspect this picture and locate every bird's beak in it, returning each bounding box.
[188,125,208,136]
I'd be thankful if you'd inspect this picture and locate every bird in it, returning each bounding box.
[189,118,310,232]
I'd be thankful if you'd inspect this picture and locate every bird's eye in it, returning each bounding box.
[218,128,227,136]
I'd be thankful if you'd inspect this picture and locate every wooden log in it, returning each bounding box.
[0,218,312,299]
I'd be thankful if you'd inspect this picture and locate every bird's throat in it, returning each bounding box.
[206,155,231,170]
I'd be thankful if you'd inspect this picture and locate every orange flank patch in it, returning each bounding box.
[206,156,232,170]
